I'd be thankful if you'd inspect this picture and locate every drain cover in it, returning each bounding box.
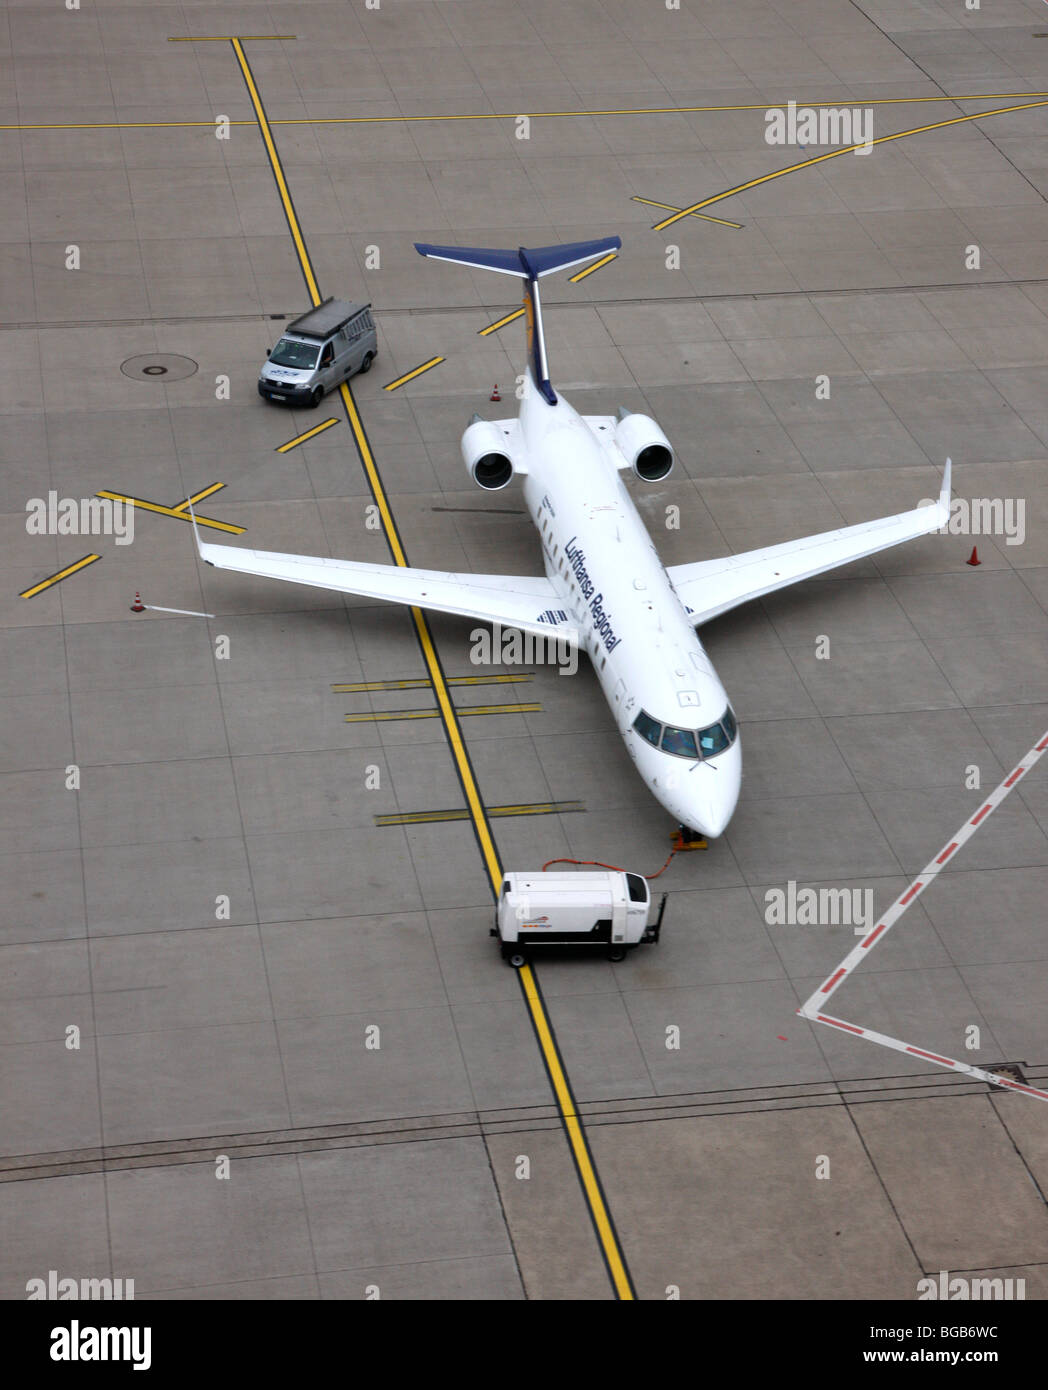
[121,353,198,382]
[985,1062,1028,1087]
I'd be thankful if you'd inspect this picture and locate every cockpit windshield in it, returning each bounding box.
[632,705,739,761]
[661,726,698,758]
[633,709,662,747]
[697,722,729,757]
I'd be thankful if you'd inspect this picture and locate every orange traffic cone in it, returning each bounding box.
[130,591,145,612]
[966,546,981,567]
[490,383,501,402]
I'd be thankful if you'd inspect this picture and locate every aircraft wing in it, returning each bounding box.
[669,461,951,627]
[191,523,578,644]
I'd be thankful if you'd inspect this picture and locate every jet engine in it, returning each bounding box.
[615,409,674,482]
[461,416,515,490]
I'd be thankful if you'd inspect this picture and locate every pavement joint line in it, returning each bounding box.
[7,1069,1016,1179]
[345,702,542,723]
[96,489,245,534]
[19,554,101,599]
[382,355,444,391]
[651,96,1048,229]
[799,727,1048,1102]
[276,417,339,452]
[9,91,1048,132]
[374,801,585,826]
[230,37,636,1300]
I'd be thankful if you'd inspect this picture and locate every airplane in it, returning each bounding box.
[190,236,951,840]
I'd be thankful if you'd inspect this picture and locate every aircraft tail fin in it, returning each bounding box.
[414,236,621,404]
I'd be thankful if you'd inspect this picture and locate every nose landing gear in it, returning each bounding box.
[671,824,708,851]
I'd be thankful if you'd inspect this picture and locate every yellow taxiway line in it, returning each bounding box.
[631,196,744,229]
[333,673,534,693]
[383,356,445,391]
[479,308,525,337]
[230,35,636,1300]
[8,90,1048,133]
[651,95,1048,230]
[276,418,339,452]
[96,491,244,534]
[375,801,585,826]
[20,554,101,599]
[345,702,543,723]
[172,482,226,513]
[570,252,618,283]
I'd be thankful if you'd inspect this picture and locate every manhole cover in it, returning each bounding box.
[121,353,198,382]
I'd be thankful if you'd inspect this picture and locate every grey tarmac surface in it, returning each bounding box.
[3,0,1048,1301]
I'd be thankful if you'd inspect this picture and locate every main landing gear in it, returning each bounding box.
[671,824,708,851]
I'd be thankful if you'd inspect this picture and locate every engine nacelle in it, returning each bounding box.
[461,418,515,490]
[615,411,674,481]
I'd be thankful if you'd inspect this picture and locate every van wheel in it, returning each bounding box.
[359,352,374,374]
[607,947,627,963]
[508,952,527,969]
[310,386,324,408]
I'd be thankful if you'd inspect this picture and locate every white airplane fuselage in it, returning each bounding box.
[514,375,742,838]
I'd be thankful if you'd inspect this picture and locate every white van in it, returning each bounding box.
[494,870,666,965]
[258,299,377,408]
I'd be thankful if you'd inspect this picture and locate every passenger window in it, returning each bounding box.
[662,726,698,758]
[321,343,334,366]
[632,710,662,747]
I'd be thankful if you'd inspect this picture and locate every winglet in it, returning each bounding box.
[938,457,952,524]
[186,498,211,565]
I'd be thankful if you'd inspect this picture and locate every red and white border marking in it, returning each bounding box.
[798,728,1048,1101]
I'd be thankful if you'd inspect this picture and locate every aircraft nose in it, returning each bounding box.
[682,746,741,839]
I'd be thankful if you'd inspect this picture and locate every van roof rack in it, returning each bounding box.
[286,297,370,340]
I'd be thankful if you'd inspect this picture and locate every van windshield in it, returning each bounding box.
[269,338,319,369]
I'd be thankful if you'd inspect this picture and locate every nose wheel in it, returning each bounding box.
[671,824,708,851]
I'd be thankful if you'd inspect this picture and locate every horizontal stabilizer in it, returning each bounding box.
[415,236,621,406]
[414,237,620,280]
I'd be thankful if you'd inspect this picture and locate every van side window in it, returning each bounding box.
[321,343,334,366]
